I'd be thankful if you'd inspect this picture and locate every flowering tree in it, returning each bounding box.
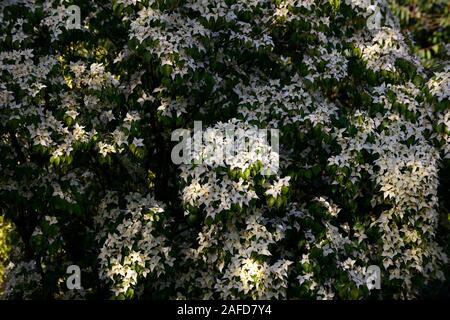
[0,0,449,299]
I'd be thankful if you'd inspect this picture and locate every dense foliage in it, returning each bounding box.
[389,0,449,68]
[0,216,13,289]
[0,0,449,299]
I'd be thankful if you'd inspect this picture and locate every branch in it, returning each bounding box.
[7,129,27,164]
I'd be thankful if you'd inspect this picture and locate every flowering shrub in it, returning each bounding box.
[0,0,449,299]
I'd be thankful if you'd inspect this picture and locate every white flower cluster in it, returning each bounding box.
[329,81,447,296]
[180,119,283,219]
[69,62,119,90]
[174,209,292,299]
[353,28,422,73]
[427,65,450,102]
[97,192,174,297]
[235,75,338,129]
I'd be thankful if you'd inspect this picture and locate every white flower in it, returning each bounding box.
[98,142,116,157]
[44,215,58,225]
[265,177,290,198]
[65,109,79,119]
[132,137,144,147]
